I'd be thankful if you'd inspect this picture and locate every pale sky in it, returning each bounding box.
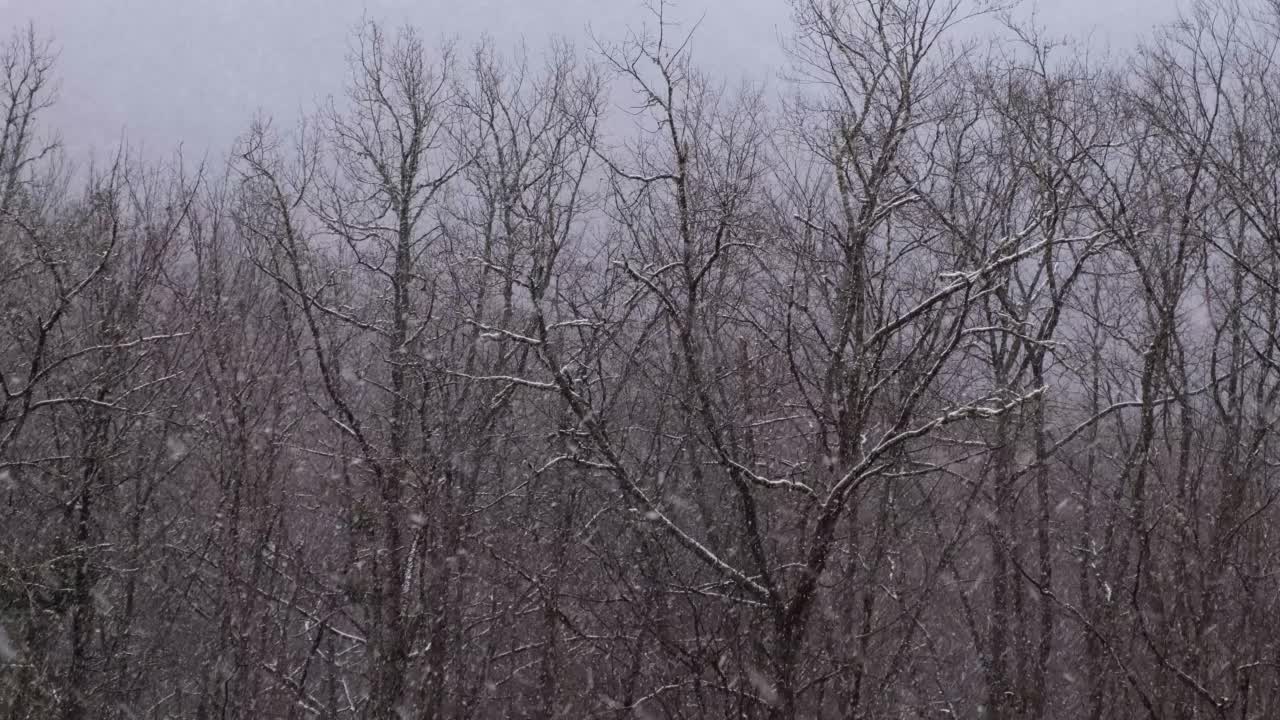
[1,0,1181,163]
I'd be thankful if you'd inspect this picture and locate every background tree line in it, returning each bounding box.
[4,0,1280,717]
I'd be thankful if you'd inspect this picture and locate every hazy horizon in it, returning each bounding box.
[4,0,1179,164]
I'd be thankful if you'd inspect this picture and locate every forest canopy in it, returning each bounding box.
[3,1,1280,718]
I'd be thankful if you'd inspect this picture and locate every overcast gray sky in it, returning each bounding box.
[2,0,1178,163]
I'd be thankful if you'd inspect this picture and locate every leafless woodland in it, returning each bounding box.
[4,0,1280,717]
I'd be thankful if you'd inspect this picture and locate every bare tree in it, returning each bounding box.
[13,2,1280,718]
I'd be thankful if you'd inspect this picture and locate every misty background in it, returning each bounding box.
[6,0,1170,161]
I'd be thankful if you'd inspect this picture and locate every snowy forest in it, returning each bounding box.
[4,0,1280,717]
